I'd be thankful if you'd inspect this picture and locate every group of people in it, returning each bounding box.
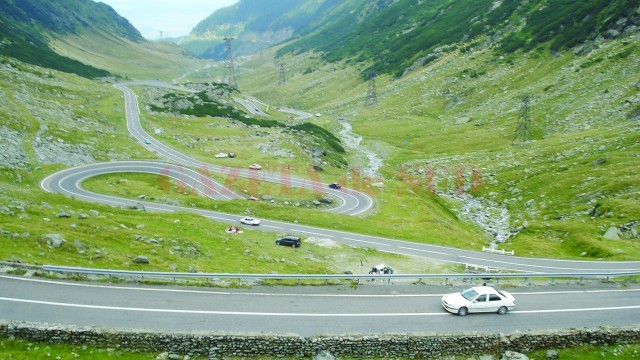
[227,225,241,233]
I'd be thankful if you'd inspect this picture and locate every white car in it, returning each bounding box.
[239,216,261,226]
[248,164,262,170]
[441,286,515,316]
[215,153,228,158]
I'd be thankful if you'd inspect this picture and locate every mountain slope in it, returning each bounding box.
[0,0,202,80]
[180,0,387,60]
[183,0,640,78]
[0,0,143,78]
[232,10,640,260]
[279,0,640,77]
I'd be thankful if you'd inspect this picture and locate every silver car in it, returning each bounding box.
[239,216,261,226]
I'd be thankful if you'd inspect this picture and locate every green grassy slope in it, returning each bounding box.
[232,31,640,260]
[0,0,144,78]
[280,0,640,77]
[0,57,440,275]
[50,31,202,80]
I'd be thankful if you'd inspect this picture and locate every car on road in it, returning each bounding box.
[329,183,341,189]
[144,139,151,144]
[239,216,261,226]
[249,164,262,170]
[275,235,301,248]
[441,286,515,316]
[215,153,228,158]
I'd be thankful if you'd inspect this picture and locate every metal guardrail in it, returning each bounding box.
[41,265,640,285]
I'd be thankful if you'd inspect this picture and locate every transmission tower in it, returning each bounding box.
[223,37,238,89]
[278,61,286,86]
[364,71,378,107]
[512,94,533,145]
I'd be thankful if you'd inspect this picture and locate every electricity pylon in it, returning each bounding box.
[279,61,286,85]
[364,71,378,107]
[223,37,238,89]
[512,94,533,145]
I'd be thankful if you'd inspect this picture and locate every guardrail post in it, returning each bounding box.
[444,278,448,286]
[551,277,555,285]
[630,275,633,284]
[579,276,583,285]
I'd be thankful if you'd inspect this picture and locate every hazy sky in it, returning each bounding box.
[96,0,239,39]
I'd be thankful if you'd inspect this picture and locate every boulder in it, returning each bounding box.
[546,349,559,359]
[43,233,66,248]
[133,255,150,264]
[501,351,529,360]
[603,226,621,240]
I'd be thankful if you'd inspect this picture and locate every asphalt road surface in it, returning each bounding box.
[1,275,639,336]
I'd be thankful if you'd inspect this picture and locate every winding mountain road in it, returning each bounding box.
[0,80,638,336]
[38,81,640,274]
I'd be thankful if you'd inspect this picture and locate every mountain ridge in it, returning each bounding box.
[183,0,640,79]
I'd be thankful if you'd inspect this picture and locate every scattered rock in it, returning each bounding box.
[501,351,528,360]
[133,255,150,264]
[43,233,66,248]
[603,226,621,240]
[546,349,559,359]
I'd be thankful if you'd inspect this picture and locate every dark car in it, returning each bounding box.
[329,183,341,189]
[276,236,301,248]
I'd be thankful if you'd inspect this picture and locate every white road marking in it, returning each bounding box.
[344,237,391,246]
[2,296,639,317]
[3,275,638,298]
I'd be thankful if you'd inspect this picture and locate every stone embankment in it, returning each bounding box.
[1,321,638,359]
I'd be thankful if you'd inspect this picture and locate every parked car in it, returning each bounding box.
[239,216,260,226]
[249,164,262,170]
[276,235,301,248]
[215,153,228,158]
[441,286,515,316]
[248,196,259,201]
[369,264,394,274]
[228,152,236,158]
[329,183,341,189]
